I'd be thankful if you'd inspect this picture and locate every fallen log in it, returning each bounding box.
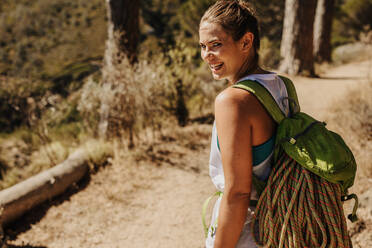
[0,149,89,227]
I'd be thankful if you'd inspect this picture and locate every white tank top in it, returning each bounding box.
[206,73,289,248]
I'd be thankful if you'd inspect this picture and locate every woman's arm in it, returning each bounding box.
[213,87,256,248]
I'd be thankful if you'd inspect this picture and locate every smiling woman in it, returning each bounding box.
[199,22,251,82]
[199,1,287,248]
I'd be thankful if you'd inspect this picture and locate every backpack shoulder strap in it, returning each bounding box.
[278,75,301,113]
[232,79,285,124]
[232,76,301,122]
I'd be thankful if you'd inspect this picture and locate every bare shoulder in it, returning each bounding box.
[215,86,276,146]
[215,87,259,112]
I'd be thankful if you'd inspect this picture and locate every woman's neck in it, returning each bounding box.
[228,66,270,85]
[229,50,272,85]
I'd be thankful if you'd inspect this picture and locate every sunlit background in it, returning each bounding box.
[0,0,371,247]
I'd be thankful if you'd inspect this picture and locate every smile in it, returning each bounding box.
[210,63,224,71]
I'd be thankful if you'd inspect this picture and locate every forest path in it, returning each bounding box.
[293,60,371,120]
[7,59,371,248]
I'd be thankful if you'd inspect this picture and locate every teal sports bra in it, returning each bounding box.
[217,135,275,166]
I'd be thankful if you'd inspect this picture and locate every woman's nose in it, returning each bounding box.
[202,48,213,61]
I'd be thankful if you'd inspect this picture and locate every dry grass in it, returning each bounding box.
[82,138,113,172]
[325,79,372,246]
[82,34,217,146]
[333,42,372,65]
[0,41,217,190]
[115,123,211,173]
[325,79,372,194]
[0,140,69,189]
[0,136,114,190]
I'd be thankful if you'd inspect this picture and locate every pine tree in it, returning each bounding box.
[279,0,317,76]
[99,0,140,141]
[314,0,335,63]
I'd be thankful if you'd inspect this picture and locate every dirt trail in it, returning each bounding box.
[7,60,371,248]
[293,60,371,121]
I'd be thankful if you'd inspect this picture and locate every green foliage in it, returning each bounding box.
[0,0,104,131]
[51,59,101,96]
[176,0,284,69]
[0,0,215,186]
[251,0,285,43]
[240,1,285,69]
[141,0,183,46]
[341,0,372,32]
[163,42,198,125]
[178,0,216,39]
[0,127,40,150]
[332,0,372,46]
[260,37,281,69]
[0,0,106,79]
[0,77,52,132]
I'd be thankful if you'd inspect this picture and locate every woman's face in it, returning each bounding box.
[199,22,249,83]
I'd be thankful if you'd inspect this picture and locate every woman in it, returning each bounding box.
[199,1,289,247]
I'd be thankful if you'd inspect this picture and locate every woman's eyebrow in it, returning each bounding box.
[200,38,221,45]
[208,39,220,43]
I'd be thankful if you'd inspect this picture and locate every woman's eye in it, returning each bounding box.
[199,43,221,50]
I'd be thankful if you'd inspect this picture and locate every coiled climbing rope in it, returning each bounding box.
[252,153,352,248]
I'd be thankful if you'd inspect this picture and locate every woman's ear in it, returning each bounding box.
[241,32,254,52]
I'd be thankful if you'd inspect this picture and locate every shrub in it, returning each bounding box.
[332,42,372,64]
[0,140,69,190]
[80,36,216,147]
[80,41,172,146]
[332,0,372,47]
[0,0,106,79]
[260,37,281,69]
[326,79,372,193]
[0,76,51,132]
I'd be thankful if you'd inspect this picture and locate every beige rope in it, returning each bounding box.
[252,153,352,248]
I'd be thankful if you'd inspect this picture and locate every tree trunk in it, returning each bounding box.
[175,78,189,127]
[0,149,88,227]
[279,0,317,76]
[314,0,335,63]
[108,0,139,64]
[98,0,140,139]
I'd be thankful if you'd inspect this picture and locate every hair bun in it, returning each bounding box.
[201,0,260,50]
[237,0,257,16]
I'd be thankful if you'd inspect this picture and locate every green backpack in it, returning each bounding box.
[232,75,358,222]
